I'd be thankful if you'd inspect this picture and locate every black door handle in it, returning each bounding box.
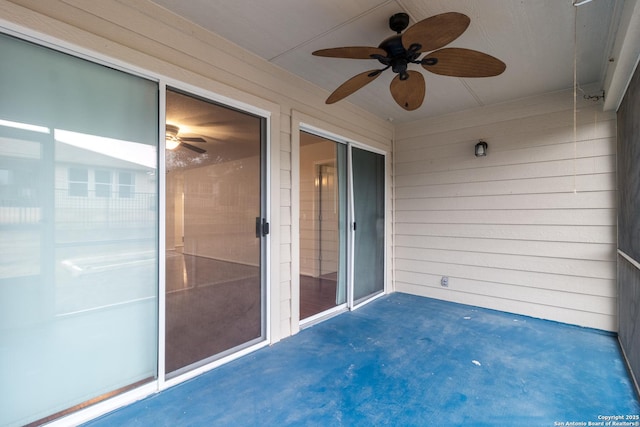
[256,217,270,237]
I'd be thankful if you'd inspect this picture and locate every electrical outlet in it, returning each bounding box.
[441,276,449,287]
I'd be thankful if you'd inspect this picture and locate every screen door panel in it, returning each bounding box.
[351,147,385,303]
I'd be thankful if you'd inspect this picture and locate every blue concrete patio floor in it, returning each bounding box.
[85,293,640,426]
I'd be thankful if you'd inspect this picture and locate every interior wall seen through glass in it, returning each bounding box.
[165,88,265,376]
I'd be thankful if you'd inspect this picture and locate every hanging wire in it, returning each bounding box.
[572,1,578,194]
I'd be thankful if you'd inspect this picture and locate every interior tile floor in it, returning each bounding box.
[84,293,640,426]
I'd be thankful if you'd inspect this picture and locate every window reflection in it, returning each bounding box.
[0,122,159,314]
[0,131,43,279]
[53,129,157,314]
[0,31,159,426]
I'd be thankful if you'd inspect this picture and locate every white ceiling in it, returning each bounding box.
[149,0,622,124]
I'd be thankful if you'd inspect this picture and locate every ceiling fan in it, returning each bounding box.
[165,124,207,153]
[312,12,506,111]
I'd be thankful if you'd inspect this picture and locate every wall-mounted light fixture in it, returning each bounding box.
[475,140,488,157]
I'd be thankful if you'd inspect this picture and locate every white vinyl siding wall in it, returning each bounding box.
[394,89,617,331]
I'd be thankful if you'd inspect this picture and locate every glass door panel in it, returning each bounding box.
[0,33,158,427]
[299,132,347,320]
[165,88,265,376]
[351,147,385,303]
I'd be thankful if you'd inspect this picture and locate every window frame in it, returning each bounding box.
[94,169,112,198]
[68,167,89,197]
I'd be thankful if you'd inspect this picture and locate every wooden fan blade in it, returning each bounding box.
[422,48,506,77]
[179,136,207,143]
[402,12,470,52]
[312,47,386,59]
[180,142,206,154]
[390,71,425,111]
[326,69,383,104]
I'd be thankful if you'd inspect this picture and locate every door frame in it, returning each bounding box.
[159,80,274,389]
[293,117,389,332]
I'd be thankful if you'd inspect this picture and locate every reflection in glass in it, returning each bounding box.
[165,88,264,376]
[0,33,158,426]
[54,130,158,314]
[299,132,347,320]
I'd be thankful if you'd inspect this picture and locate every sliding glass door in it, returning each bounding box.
[351,147,385,303]
[164,88,266,376]
[299,132,347,320]
[298,130,385,321]
[0,28,272,425]
[0,33,159,427]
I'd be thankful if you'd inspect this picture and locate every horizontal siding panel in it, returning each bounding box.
[279,319,291,338]
[280,206,291,226]
[395,138,614,172]
[280,225,291,244]
[279,150,291,170]
[395,284,616,331]
[280,261,291,283]
[395,156,615,186]
[395,223,615,244]
[395,191,616,211]
[395,173,615,199]
[279,298,290,317]
[395,208,615,226]
[280,118,291,138]
[395,273,616,315]
[280,279,291,301]
[395,259,617,298]
[280,170,291,189]
[398,125,616,160]
[395,246,615,279]
[279,243,291,263]
[395,235,615,261]
[280,188,291,206]
[397,98,613,141]
[397,114,614,152]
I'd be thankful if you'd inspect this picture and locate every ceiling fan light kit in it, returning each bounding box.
[164,123,207,153]
[165,124,181,150]
[313,12,506,111]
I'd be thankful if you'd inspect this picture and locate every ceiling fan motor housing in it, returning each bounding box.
[378,35,406,58]
[378,35,421,80]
